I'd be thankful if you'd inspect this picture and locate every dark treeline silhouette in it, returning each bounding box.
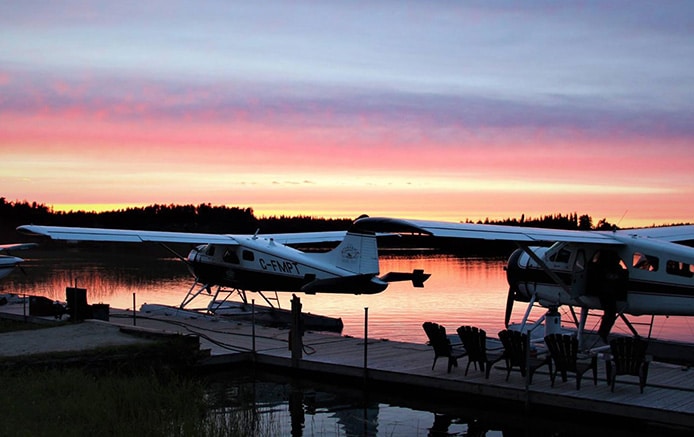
[473,212,615,231]
[1,198,667,247]
[0,199,355,241]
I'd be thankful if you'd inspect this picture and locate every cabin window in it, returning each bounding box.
[549,248,572,264]
[242,250,255,261]
[666,260,694,278]
[223,249,240,264]
[633,252,659,271]
[573,250,585,271]
[590,250,627,270]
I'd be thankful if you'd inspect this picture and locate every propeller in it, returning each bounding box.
[504,287,515,328]
[598,310,617,342]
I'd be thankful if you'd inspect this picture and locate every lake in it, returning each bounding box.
[2,248,692,436]
[3,248,692,344]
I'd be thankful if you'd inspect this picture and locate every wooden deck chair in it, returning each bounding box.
[498,329,552,383]
[456,325,505,378]
[422,322,466,373]
[607,336,650,393]
[544,333,598,389]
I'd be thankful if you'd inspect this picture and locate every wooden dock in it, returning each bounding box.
[2,305,692,432]
[102,308,694,432]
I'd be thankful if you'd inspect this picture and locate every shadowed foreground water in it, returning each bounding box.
[200,369,688,437]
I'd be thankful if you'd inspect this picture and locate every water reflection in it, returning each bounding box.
[203,371,502,436]
[2,248,693,343]
[202,370,682,437]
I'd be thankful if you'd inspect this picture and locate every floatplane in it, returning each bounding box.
[0,243,38,281]
[352,217,694,348]
[17,221,430,313]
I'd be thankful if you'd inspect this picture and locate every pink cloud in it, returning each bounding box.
[2,70,693,228]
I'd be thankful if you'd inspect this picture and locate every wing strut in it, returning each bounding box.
[157,242,190,263]
[180,281,213,309]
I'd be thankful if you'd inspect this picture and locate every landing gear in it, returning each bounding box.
[179,279,283,312]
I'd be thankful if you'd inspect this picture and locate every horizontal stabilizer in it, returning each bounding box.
[379,269,431,288]
[300,274,388,295]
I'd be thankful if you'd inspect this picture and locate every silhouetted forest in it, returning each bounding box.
[5,198,691,255]
[1,198,625,241]
[0,199,355,241]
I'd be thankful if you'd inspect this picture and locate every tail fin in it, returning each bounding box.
[321,229,380,275]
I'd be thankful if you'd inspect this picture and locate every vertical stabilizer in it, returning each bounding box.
[323,230,380,275]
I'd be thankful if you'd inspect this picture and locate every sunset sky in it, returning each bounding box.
[2,1,693,228]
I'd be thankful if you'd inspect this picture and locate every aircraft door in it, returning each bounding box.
[570,249,587,298]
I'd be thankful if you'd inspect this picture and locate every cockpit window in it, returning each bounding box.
[633,252,659,271]
[242,250,254,261]
[223,249,240,264]
[666,260,693,278]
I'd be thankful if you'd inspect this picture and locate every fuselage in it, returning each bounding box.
[506,236,694,317]
[186,233,388,294]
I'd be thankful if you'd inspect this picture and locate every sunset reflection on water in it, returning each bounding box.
[3,250,693,344]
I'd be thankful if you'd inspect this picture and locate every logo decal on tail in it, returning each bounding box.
[341,245,360,261]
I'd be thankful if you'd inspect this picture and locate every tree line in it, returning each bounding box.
[1,198,617,243]
[0,199,355,241]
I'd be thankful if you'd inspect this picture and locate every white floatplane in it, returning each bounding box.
[17,219,430,309]
[352,217,694,345]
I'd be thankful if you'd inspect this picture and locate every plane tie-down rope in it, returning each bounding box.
[110,313,316,355]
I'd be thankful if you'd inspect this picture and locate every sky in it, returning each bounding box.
[1,1,693,228]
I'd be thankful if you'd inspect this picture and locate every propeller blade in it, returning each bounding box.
[598,310,617,342]
[504,288,514,328]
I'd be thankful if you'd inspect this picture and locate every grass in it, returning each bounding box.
[0,368,255,437]
[0,317,256,436]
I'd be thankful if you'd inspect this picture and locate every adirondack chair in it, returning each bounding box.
[456,325,505,378]
[498,329,552,383]
[422,322,466,373]
[544,333,598,389]
[607,336,650,393]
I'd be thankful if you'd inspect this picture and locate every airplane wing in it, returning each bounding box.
[16,225,347,246]
[353,217,623,245]
[0,242,39,252]
[262,231,347,245]
[17,225,238,244]
[615,225,694,243]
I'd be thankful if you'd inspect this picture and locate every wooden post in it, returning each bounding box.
[251,299,256,353]
[363,307,369,380]
[291,294,303,366]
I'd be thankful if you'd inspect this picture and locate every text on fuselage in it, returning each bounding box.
[259,258,301,275]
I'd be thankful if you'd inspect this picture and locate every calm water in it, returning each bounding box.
[3,248,692,343]
[200,370,678,437]
[2,248,692,436]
